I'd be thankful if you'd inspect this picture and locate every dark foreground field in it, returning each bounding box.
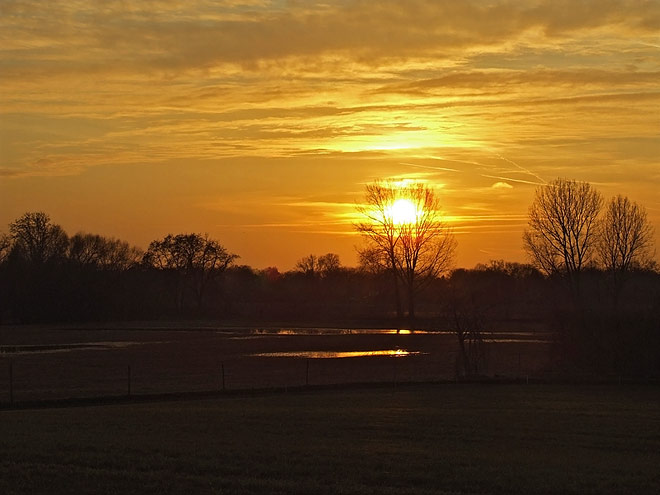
[1,384,658,494]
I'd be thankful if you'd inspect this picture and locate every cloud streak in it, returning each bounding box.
[1,0,659,267]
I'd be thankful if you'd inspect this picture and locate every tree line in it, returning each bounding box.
[351,178,658,377]
[0,177,658,376]
[519,178,658,377]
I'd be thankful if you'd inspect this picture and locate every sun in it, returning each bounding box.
[386,198,418,225]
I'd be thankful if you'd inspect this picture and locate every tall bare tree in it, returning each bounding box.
[598,195,655,289]
[396,183,456,318]
[9,212,68,265]
[356,182,403,317]
[356,180,455,319]
[523,178,602,293]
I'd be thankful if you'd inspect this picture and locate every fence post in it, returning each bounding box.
[127,365,131,397]
[9,360,13,407]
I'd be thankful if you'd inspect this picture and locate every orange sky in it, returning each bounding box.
[1,1,659,269]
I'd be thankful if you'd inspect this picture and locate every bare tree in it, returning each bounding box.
[356,182,403,317]
[318,253,341,277]
[523,178,602,293]
[356,180,455,319]
[68,233,142,270]
[397,183,456,318]
[445,270,495,378]
[295,253,341,278]
[598,195,655,290]
[143,233,238,310]
[357,246,388,274]
[295,254,318,276]
[450,290,489,378]
[9,212,68,265]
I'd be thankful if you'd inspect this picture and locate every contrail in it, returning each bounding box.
[481,174,545,186]
[399,162,459,172]
[493,153,547,185]
[401,153,547,186]
[427,155,485,168]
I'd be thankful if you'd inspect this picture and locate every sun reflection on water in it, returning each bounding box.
[253,349,420,359]
[247,328,422,336]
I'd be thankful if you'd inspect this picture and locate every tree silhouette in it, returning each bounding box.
[0,233,11,265]
[448,283,489,378]
[143,233,238,311]
[296,253,341,278]
[318,253,341,277]
[598,195,655,297]
[356,181,455,319]
[396,184,456,318]
[356,182,408,318]
[9,212,68,266]
[295,254,318,276]
[523,178,602,294]
[69,233,142,270]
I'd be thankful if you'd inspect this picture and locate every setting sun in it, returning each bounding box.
[386,198,419,225]
[1,3,659,492]
[1,0,658,270]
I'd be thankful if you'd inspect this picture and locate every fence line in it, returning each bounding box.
[1,346,599,408]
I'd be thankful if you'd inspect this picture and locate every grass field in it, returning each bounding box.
[1,384,658,494]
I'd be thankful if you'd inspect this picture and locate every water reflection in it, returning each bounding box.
[0,341,150,355]
[231,328,552,343]
[245,328,436,336]
[253,349,421,359]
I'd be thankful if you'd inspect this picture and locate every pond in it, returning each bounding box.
[252,349,424,359]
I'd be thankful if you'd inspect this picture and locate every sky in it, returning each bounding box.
[1,0,659,269]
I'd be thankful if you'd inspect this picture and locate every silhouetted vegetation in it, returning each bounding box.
[0,187,658,379]
[143,233,238,312]
[355,180,456,319]
[521,179,659,377]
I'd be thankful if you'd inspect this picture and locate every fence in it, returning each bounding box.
[1,339,554,407]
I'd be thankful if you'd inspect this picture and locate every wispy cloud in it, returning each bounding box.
[1,0,659,267]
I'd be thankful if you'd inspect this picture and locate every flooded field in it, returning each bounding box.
[253,349,424,358]
[0,325,554,403]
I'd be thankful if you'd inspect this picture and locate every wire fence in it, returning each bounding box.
[1,341,555,407]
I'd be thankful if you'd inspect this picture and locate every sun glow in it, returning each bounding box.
[386,198,419,225]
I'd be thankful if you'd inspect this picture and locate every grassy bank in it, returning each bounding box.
[1,384,658,494]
